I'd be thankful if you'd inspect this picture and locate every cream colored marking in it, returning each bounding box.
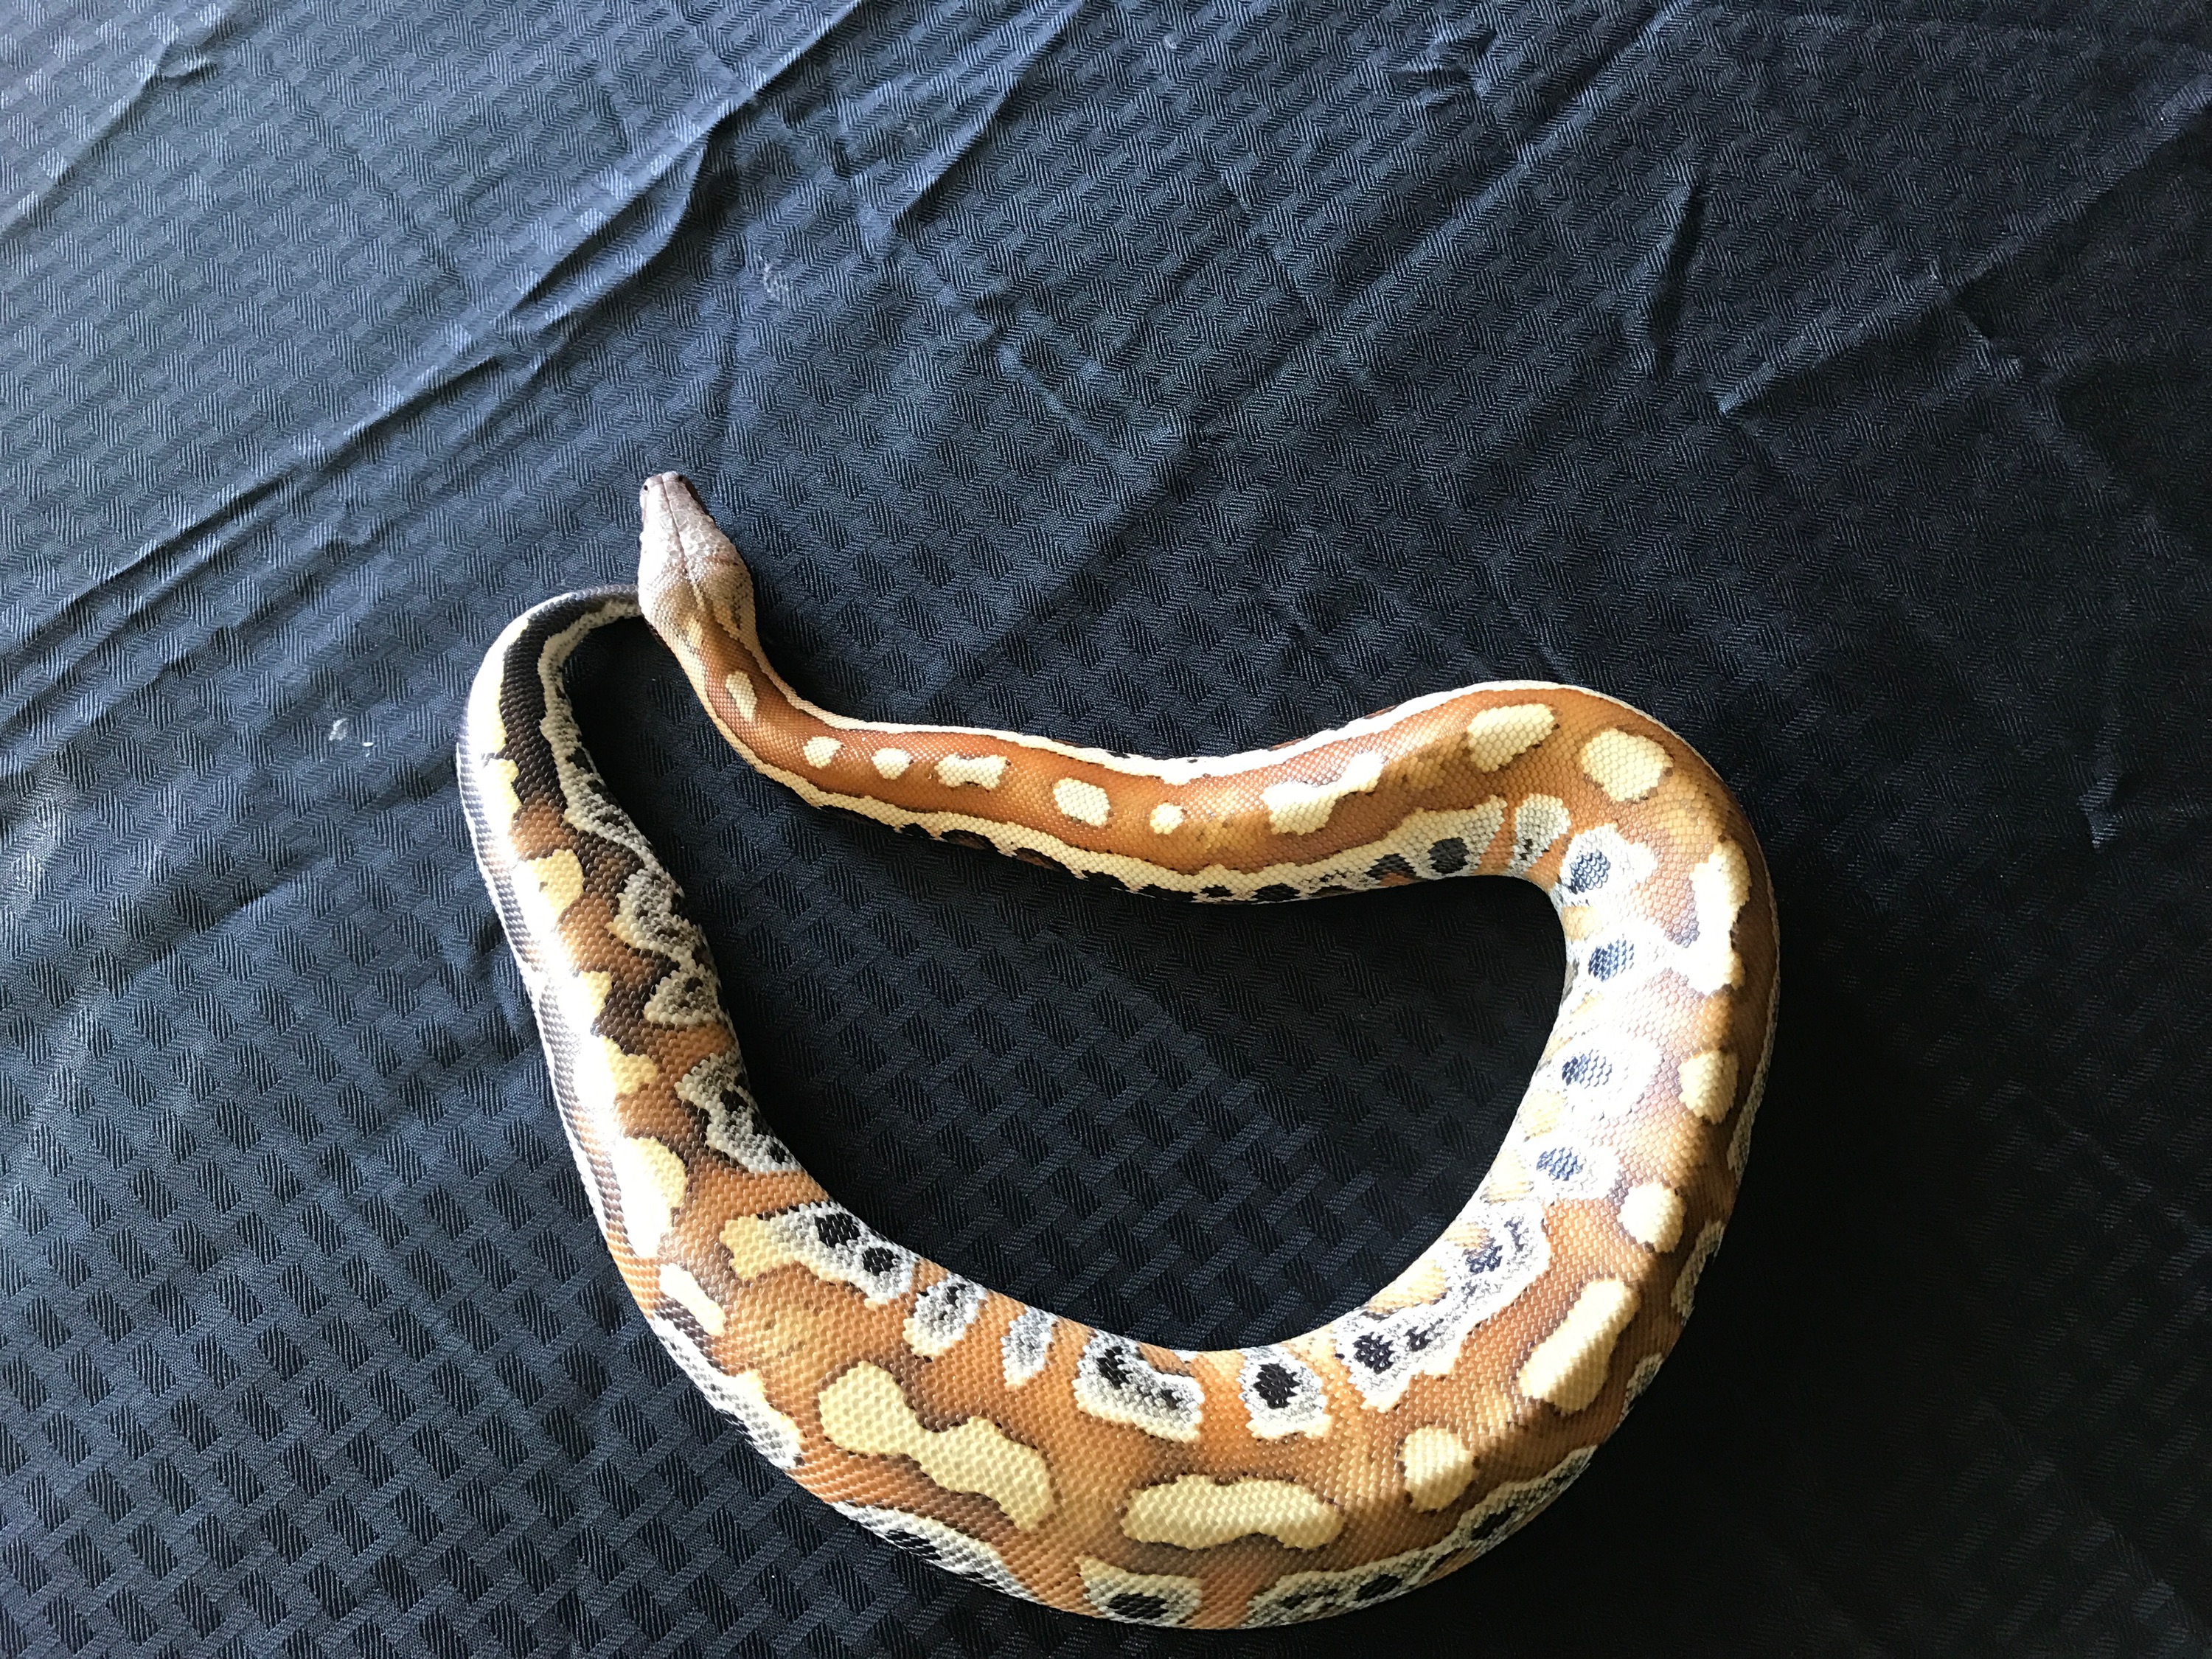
[935,754,1007,789]
[1482,1144,1531,1200]
[1519,1088,1566,1135]
[1259,751,1385,835]
[520,849,585,925]
[479,755,521,830]
[1368,1251,1450,1312]
[1619,1183,1686,1251]
[1054,777,1111,827]
[658,1262,726,1335]
[803,734,841,768]
[1680,841,1751,992]
[1674,1222,1725,1318]
[721,1214,796,1281]
[1465,703,1557,771]
[815,1363,1054,1529]
[1121,1475,1342,1551]
[1399,1426,1476,1512]
[595,1037,660,1096]
[1518,1279,1638,1413]
[873,747,912,779]
[1678,1050,1739,1122]
[1579,728,1671,801]
[610,1136,686,1259]
[563,970,612,1026]
[1149,801,1184,835]
[723,669,758,720]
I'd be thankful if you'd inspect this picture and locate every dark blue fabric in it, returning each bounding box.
[4,0,2211,1652]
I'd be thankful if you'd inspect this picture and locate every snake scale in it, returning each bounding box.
[456,473,1779,1627]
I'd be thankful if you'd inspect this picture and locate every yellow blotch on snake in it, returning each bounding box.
[1518,1279,1638,1413]
[1120,1475,1343,1551]
[1398,1426,1477,1512]
[816,1362,1055,1529]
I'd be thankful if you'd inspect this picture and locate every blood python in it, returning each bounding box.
[457,473,1778,1627]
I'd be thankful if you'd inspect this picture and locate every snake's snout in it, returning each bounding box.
[638,470,728,585]
[638,470,767,674]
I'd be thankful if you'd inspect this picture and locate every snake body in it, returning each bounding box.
[456,474,1778,1627]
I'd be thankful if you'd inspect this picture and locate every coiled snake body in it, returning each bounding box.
[457,475,1779,1627]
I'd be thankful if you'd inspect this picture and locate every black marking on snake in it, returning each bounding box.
[1564,849,1610,893]
[1368,852,1416,882]
[861,1246,897,1276]
[1466,1508,1515,1545]
[1352,1334,1393,1373]
[941,830,995,854]
[1107,1593,1169,1622]
[1075,1334,1203,1436]
[1560,1051,1611,1088]
[1251,1363,1298,1410]
[1588,939,1632,980]
[1428,837,1468,874]
[1535,1147,1582,1181]
[1256,883,1296,902]
[816,1212,861,1248]
[1354,1574,1402,1601]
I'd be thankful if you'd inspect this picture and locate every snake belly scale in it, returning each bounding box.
[456,474,1779,1627]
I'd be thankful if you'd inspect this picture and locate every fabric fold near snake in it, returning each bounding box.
[454,474,1778,1626]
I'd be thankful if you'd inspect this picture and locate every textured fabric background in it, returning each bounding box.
[4,0,2210,1652]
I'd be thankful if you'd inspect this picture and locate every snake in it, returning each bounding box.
[456,473,1778,1628]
